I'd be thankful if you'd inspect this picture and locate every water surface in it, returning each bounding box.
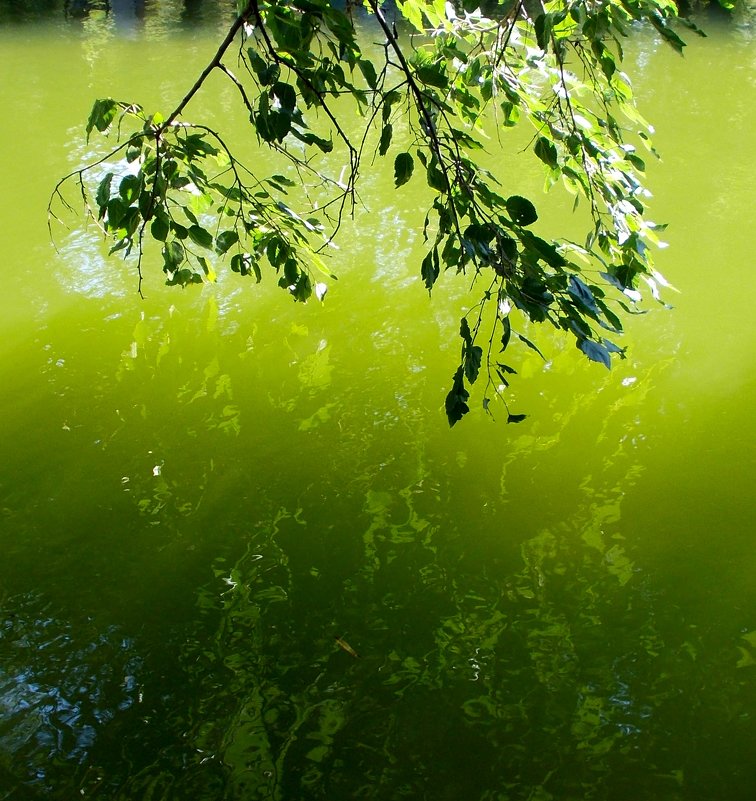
[0,6,754,800]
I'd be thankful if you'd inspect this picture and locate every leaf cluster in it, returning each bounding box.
[51,0,687,424]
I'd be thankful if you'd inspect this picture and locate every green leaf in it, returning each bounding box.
[534,137,558,169]
[394,152,414,188]
[188,225,213,250]
[445,366,470,427]
[464,345,483,384]
[271,81,297,112]
[150,216,169,241]
[534,14,552,51]
[215,230,239,255]
[248,48,280,85]
[231,252,261,281]
[500,101,520,127]
[460,317,473,348]
[651,17,687,54]
[379,123,393,157]
[95,173,114,215]
[602,338,625,357]
[126,143,142,163]
[578,339,611,368]
[268,174,296,188]
[163,239,185,267]
[171,222,189,240]
[568,275,599,314]
[500,317,511,352]
[291,129,334,153]
[421,248,439,292]
[518,334,545,359]
[520,231,566,268]
[105,198,127,229]
[382,89,401,124]
[506,195,538,226]
[507,413,528,424]
[426,163,447,192]
[415,65,448,89]
[358,58,378,89]
[600,54,616,81]
[86,98,118,139]
[119,174,141,204]
[626,153,646,172]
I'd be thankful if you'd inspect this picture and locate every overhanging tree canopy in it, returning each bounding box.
[50,0,698,425]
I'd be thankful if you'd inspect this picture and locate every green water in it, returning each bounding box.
[1,6,755,800]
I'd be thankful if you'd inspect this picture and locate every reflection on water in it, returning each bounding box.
[0,5,755,801]
[0,593,142,792]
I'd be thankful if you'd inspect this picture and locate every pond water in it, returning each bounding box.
[0,4,754,800]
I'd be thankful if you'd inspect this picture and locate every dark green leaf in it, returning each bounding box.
[269,174,297,188]
[163,239,185,267]
[105,198,127,229]
[119,205,139,236]
[394,152,414,188]
[507,413,528,424]
[426,163,447,192]
[150,216,169,241]
[520,231,566,268]
[449,128,483,150]
[188,225,213,250]
[379,123,393,157]
[215,230,239,255]
[506,195,538,226]
[95,173,114,215]
[126,143,142,163]
[626,153,646,172]
[269,111,292,142]
[445,366,470,427]
[500,101,520,127]
[600,54,616,81]
[534,14,551,51]
[416,65,448,89]
[271,82,297,112]
[171,222,189,240]
[568,275,599,313]
[460,317,473,347]
[500,317,511,352]
[231,252,261,281]
[86,98,118,139]
[358,59,378,89]
[464,345,483,384]
[118,175,141,204]
[534,137,558,169]
[602,338,625,356]
[248,49,276,85]
[382,89,401,124]
[291,129,334,153]
[518,334,545,359]
[421,248,439,292]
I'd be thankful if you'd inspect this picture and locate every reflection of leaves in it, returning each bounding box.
[164,475,751,801]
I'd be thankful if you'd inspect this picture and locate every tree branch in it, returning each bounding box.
[160,2,254,131]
